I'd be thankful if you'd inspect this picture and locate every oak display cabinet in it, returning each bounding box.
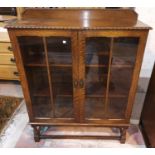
[6,8,151,143]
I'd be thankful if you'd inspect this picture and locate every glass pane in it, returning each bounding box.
[55,98,73,118]
[32,97,52,117]
[108,97,128,119]
[86,67,108,96]
[85,98,106,119]
[107,67,133,119]
[50,67,73,118]
[46,37,74,118]
[112,37,139,66]
[25,67,52,118]
[47,37,72,65]
[85,37,111,119]
[18,36,45,65]
[51,67,73,96]
[86,37,110,65]
[107,37,139,119]
[109,67,133,96]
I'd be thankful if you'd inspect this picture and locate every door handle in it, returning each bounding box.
[74,79,84,88]
[73,80,78,88]
[79,79,84,88]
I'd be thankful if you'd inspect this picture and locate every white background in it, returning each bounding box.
[136,8,155,78]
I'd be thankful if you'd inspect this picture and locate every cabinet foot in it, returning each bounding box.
[32,125,40,142]
[34,135,40,142]
[120,128,127,144]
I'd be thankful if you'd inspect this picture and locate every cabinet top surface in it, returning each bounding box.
[6,8,151,30]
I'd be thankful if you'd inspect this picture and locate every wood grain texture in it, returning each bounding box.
[6,8,150,143]
[78,31,86,123]
[0,53,15,65]
[0,65,18,80]
[71,31,80,122]
[125,30,149,119]
[0,31,19,80]
[0,42,12,53]
[6,9,151,30]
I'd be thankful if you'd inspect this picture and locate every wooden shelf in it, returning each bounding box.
[86,64,108,68]
[51,64,72,67]
[31,78,129,98]
[25,63,72,67]
[25,64,47,67]
[25,63,132,68]
[112,65,133,68]
[33,92,124,99]
[33,88,50,97]
[86,94,127,98]
[86,52,110,56]
[51,94,126,99]
[86,64,133,68]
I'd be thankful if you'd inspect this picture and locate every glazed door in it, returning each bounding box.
[79,31,142,123]
[15,30,79,122]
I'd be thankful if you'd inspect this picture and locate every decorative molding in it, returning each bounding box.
[6,25,151,30]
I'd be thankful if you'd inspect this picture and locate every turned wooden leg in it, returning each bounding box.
[120,128,127,144]
[32,125,40,142]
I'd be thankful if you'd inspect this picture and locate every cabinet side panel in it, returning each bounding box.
[8,29,34,121]
[125,30,149,119]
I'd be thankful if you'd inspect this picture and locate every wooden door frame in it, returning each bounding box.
[8,29,80,123]
[78,29,149,124]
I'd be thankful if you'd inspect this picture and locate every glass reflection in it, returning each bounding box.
[85,37,110,119]
[18,36,45,65]
[46,37,74,118]
[113,37,139,66]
